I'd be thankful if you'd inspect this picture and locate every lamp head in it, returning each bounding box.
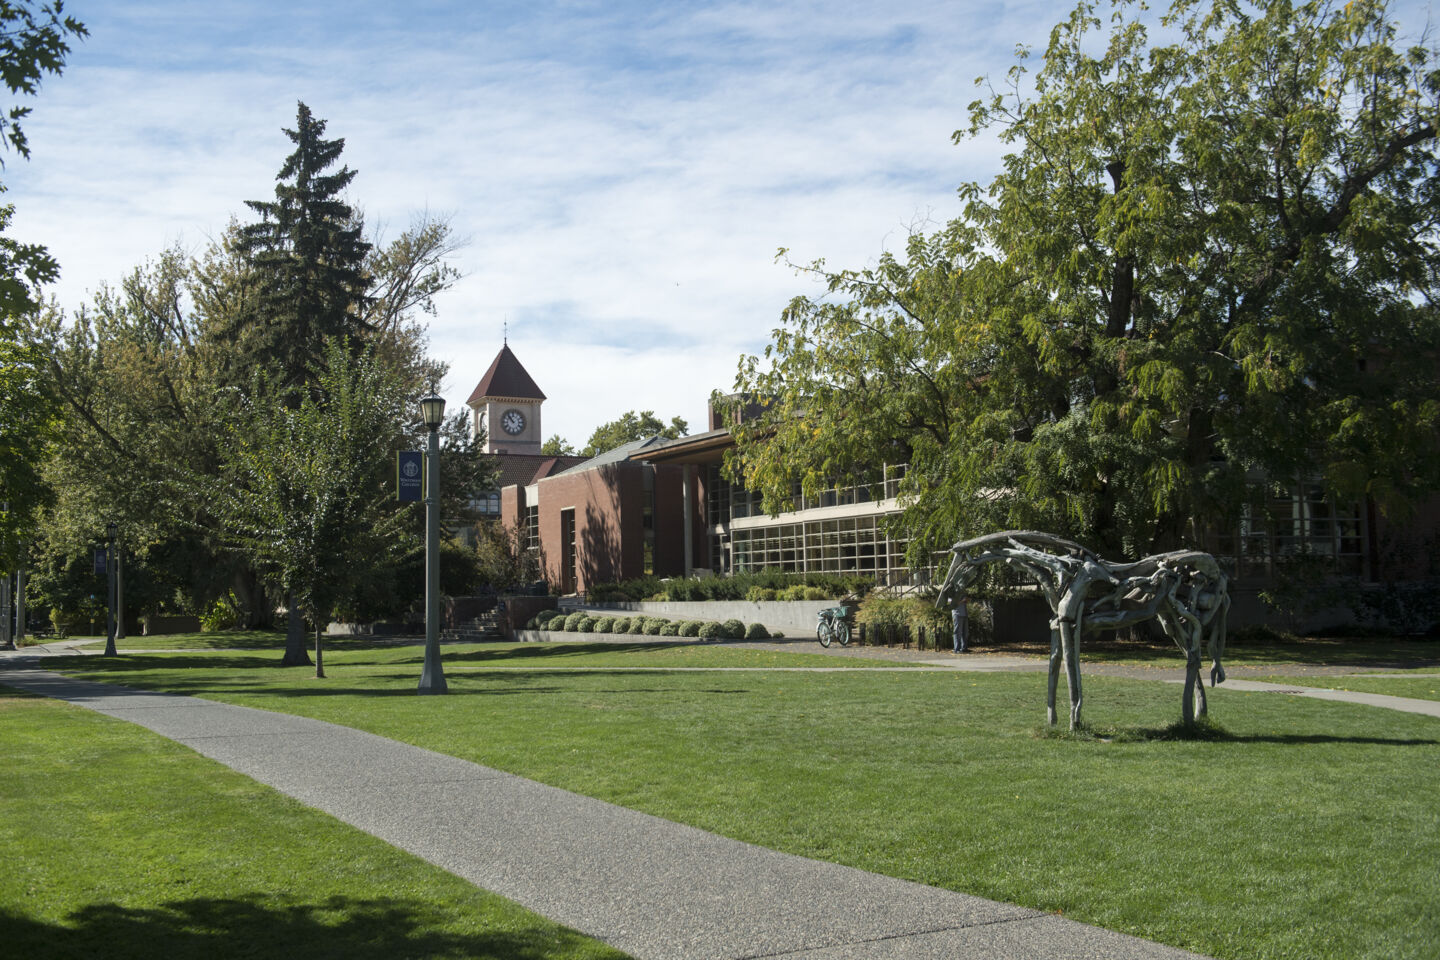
[419,394,446,430]
[107,521,117,539]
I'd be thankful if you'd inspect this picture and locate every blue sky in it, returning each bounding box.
[8,0,1438,447]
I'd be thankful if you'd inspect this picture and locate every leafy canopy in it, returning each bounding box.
[730,0,1440,561]
[582,410,688,457]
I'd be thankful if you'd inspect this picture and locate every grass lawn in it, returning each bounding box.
[0,689,627,960]
[69,634,917,668]
[41,641,1440,960]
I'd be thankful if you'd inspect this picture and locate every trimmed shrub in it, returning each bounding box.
[905,599,951,651]
[563,612,585,632]
[697,621,723,640]
[577,616,597,632]
[643,618,668,635]
[745,622,770,640]
[628,616,649,634]
[610,616,632,635]
[771,629,787,639]
[659,622,680,636]
[746,586,778,602]
[677,620,702,637]
[593,616,614,633]
[722,618,746,640]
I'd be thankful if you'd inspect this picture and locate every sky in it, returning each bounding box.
[7,0,1438,449]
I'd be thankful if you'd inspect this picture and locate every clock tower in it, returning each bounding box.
[465,342,545,455]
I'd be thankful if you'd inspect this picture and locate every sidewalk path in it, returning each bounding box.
[0,664,1208,960]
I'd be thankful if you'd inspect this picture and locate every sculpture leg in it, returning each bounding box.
[1047,623,1062,726]
[1182,650,1199,724]
[1061,621,1083,730]
[1195,667,1208,717]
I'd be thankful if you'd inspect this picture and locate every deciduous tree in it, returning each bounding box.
[582,410,688,457]
[731,0,1440,561]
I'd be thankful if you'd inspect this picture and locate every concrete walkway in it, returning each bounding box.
[0,662,1209,960]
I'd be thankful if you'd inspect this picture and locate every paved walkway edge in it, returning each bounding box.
[0,666,1210,960]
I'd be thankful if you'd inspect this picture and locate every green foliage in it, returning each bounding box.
[563,612,584,632]
[229,102,373,394]
[609,616,631,634]
[0,1,86,161]
[588,570,871,603]
[721,618,746,640]
[642,618,667,636]
[658,622,679,636]
[1,1,86,567]
[576,616,596,633]
[198,592,242,633]
[202,342,417,634]
[697,621,723,640]
[540,434,576,456]
[730,0,1440,560]
[46,606,65,637]
[592,616,614,633]
[580,410,689,457]
[745,622,769,640]
[678,620,702,637]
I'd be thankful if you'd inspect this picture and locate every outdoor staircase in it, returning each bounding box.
[440,609,506,643]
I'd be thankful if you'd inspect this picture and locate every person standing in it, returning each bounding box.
[951,593,969,653]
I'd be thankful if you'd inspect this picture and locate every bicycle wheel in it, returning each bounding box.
[836,621,851,646]
[817,622,832,647]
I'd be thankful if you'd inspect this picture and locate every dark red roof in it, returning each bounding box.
[492,453,589,488]
[466,344,546,404]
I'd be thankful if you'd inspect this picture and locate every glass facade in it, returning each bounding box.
[704,463,917,585]
[1209,477,1366,580]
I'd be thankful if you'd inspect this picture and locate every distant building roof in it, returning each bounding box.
[629,428,734,465]
[467,344,546,405]
[493,453,588,488]
[551,435,669,478]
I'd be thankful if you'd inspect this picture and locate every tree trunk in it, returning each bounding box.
[281,596,312,666]
[313,618,325,679]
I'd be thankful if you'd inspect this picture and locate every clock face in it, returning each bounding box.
[501,409,526,435]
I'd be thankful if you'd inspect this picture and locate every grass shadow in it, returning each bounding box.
[1036,716,1438,747]
[0,894,624,960]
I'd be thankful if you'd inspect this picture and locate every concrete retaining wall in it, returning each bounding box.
[578,599,847,632]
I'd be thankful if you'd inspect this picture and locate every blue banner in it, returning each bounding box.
[397,451,423,502]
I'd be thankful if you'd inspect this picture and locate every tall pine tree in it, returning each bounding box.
[230,102,373,393]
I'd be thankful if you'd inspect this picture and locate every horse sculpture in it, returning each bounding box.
[936,531,1229,730]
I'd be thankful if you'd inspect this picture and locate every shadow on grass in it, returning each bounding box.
[0,894,625,960]
[1036,717,1439,746]
[448,642,694,664]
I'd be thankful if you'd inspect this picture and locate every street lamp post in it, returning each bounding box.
[104,521,118,656]
[417,393,448,694]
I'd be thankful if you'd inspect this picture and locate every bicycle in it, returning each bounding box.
[815,606,851,647]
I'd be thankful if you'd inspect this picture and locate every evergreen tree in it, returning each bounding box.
[229,101,373,392]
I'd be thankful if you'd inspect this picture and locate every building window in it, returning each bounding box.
[1214,478,1366,580]
[525,505,539,552]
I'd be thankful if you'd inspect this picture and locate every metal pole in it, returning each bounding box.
[1,570,12,650]
[15,565,25,647]
[418,422,447,694]
[682,464,694,578]
[116,537,126,641]
[104,532,117,656]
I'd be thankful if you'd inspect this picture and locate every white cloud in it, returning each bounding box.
[15,0,1432,445]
